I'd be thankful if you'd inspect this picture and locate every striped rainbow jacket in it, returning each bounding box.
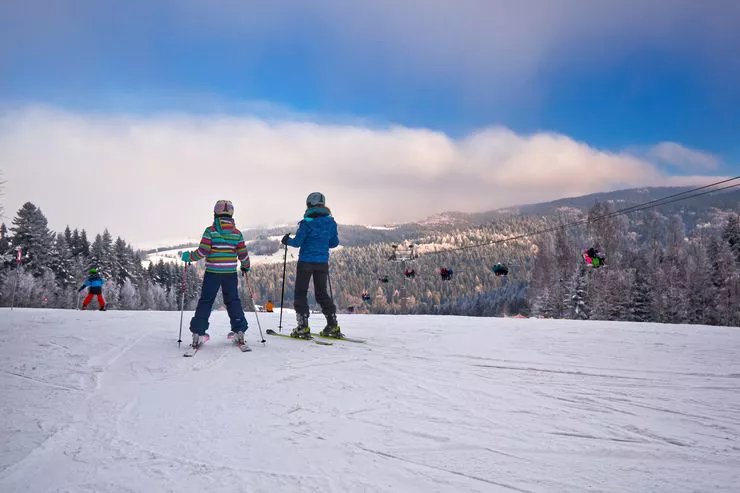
[183,217,250,274]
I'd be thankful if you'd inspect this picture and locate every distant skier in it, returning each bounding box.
[79,267,106,311]
[181,200,251,349]
[265,300,274,312]
[281,192,342,339]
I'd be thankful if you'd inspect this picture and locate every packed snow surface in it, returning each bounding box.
[1,309,739,492]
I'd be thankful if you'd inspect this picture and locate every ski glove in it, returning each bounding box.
[180,251,191,263]
[281,234,290,245]
[241,265,250,273]
[78,286,85,292]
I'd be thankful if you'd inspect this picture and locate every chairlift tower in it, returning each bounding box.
[389,242,416,262]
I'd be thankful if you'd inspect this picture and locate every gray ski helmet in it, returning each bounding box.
[213,200,234,216]
[306,192,326,207]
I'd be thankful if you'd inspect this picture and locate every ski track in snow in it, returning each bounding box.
[0,309,739,492]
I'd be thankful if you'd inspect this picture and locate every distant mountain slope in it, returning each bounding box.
[142,186,740,255]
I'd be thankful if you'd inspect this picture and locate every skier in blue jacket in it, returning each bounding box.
[282,192,342,339]
[79,267,106,310]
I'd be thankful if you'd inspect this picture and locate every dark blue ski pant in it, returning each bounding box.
[190,272,248,335]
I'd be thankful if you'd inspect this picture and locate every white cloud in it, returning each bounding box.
[0,106,725,246]
[648,142,721,171]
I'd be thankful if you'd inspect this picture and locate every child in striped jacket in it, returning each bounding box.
[181,200,251,348]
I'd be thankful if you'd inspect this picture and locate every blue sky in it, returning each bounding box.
[1,1,739,243]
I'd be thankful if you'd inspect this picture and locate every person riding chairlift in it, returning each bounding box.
[404,268,416,279]
[491,263,509,276]
[440,267,453,281]
[583,247,605,268]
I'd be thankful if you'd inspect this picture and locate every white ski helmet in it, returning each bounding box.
[306,192,326,207]
[214,199,234,216]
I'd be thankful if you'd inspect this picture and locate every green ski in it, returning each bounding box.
[266,329,333,346]
[311,333,366,344]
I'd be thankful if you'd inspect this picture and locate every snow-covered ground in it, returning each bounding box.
[1,310,738,492]
[142,248,184,268]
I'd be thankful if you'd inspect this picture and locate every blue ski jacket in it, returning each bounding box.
[79,274,105,293]
[286,207,339,263]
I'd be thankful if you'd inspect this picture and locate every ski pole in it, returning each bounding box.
[10,246,22,311]
[243,271,266,344]
[278,242,288,333]
[177,255,189,347]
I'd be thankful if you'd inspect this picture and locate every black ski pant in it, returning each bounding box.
[294,261,335,318]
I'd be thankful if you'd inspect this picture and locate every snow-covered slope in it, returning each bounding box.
[1,309,738,492]
[142,247,183,268]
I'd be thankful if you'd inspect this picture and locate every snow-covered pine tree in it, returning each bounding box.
[666,215,686,251]
[629,267,653,322]
[119,278,141,310]
[63,226,73,250]
[89,234,105,273]
[185,264,201,309]
[2,270,37,307]
[683,238,713,325]
[722,214,740,264]
[0,223,11,267]
[706,236,738,326]
[568,268,590,320]
[1,223,10,254]
[101,229,115,279]
[605,268,633,321]
[554,227,576,282]
[586,269,608,320]
[654,221,691,324]
[0,223,10,288]
[52,232,76,288]
[543,280,567,318]
[70,229,81,256]
[151,259,173,291]
[113,237,134,285]
[79,230,90,258]
[10,202,54,277]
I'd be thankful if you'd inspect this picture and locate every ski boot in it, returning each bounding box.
[320,313,343,339]
[192,332,209,348]
[232,330,251,351]
[232,331,245,345]
[290,313,311,339]
[99,306,107,311]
